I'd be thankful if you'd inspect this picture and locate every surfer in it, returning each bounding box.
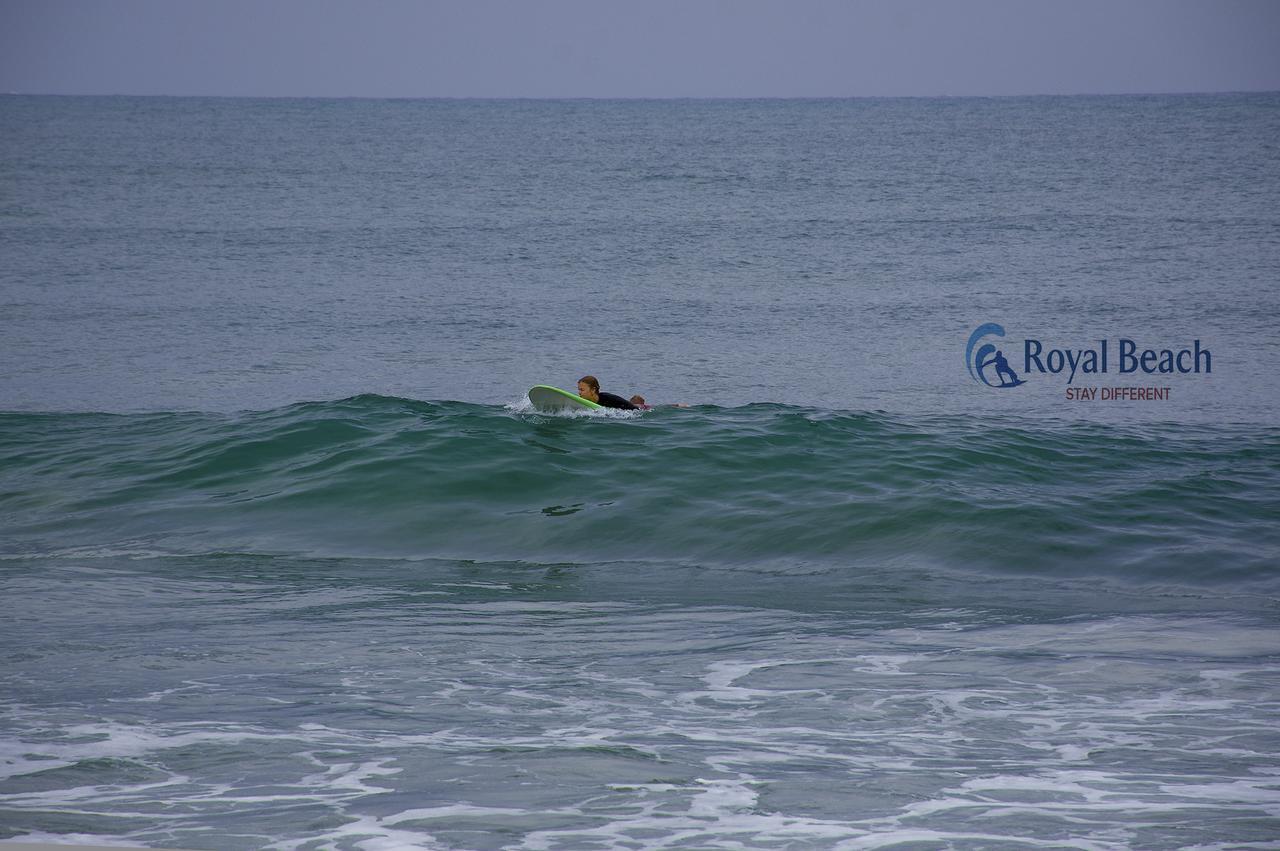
[578,375,638,410]
[980,349,1022,387]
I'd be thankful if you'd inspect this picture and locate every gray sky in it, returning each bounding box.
[2,0,1278,98]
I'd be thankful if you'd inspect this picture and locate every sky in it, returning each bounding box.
[1,0,1278,98]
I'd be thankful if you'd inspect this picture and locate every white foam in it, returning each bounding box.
[0,831,158,848]
[504,395,643,419]
[4,611,1277,849]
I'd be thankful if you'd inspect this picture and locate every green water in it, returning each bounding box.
[2,94,1278,849]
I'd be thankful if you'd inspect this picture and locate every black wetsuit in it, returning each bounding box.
[596,391,638,410]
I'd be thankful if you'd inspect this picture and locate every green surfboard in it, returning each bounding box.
[528,385,604,412]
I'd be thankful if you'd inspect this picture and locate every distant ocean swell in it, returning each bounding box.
[1,395,1277,585]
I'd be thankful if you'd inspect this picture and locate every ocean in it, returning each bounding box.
[1,94,1278,849]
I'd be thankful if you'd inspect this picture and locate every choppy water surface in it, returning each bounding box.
[2,95,1279,848]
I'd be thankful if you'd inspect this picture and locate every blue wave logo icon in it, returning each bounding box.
[966,323,1026,388]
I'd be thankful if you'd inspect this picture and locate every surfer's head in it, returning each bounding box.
[577,375,600,402]
[630,395,646,407]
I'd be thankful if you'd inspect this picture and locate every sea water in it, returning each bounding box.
[1,95,1278,849]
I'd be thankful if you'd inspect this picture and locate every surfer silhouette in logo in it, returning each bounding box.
[980,349,1024,387]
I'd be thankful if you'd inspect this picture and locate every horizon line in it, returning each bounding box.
[4,88,1279,101]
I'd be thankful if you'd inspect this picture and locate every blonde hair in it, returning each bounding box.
[578,375,600,393]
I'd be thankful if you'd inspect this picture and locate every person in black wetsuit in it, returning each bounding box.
[577,375,638,409]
